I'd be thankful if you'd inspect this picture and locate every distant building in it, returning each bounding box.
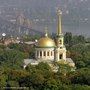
[24,10,75,70]
[0,35,20,46]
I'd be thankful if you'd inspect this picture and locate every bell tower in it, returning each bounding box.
[55,9,66,62]
[56,9,64,47]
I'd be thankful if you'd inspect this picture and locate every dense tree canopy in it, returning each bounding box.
[0,33,90,89]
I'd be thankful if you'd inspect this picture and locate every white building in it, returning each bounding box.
[24,9,75,68]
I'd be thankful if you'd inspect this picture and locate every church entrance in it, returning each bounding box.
[59,54,62,59]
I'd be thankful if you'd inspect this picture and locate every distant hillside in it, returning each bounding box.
[0,0,90,36]
[0,0,90,24]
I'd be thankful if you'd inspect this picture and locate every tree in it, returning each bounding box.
[0,50,25,69]
[7,81,19,87]
[76,61,85,68]
[70,68,90,85]
[44,78,59,90]
[73,84,90,90]
[57,62,72,76]
[64,32,72,47]
[0,74,7,87]
[72,35,85,45]
[36,62,51,71]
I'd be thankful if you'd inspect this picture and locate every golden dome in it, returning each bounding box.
[37,37,55,47]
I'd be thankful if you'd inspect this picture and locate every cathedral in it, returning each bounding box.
[24,10,75,69]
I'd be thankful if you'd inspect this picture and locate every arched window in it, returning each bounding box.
[59,40,62,44]
[59,54,62,59]
[40,51,42,56]
[47,52,49,56]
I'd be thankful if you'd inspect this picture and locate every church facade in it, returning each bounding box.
[24,10,75,68]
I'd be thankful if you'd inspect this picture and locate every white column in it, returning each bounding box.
[55,49,59,62]
[35,51,37,59]
[52,51,53,56]
[63,52,66,61]
[52,51,54,59]
[57,52,59,61]
[45,51,46,58]
[38,51,40,58]
[49,51,52,57]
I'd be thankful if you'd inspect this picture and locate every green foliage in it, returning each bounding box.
[64,32,73,47]
[44,78,59,90]
[70,43,90,68]
[8,43,30,52]
[0,74,7,87]
[0,67,8,87]
[8,43,35,59]
[70,68,90,85]
[64,32,86,48]
[57,63,72,75]
[36,62,51,71]
[0,49,25,69]
[0,62,90,89]
[29,47,35,59]
[7,69,30,81]
[72,35,85,45]
[72,84,90,90]
[0,34,90,89]
[7,81,19,87]
[0,44,6,49]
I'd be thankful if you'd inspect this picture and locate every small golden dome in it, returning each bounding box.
[37,37,55,47]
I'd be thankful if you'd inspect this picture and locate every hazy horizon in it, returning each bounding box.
[0,0,90,37]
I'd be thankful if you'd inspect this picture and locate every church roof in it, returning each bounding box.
[37,36,55,48]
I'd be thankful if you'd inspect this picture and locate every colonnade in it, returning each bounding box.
[35,50,54,60]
